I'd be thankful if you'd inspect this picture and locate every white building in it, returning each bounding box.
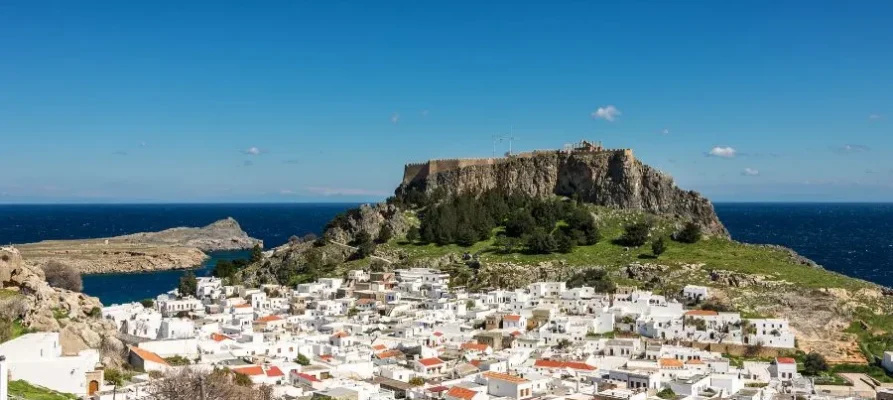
[0,333,103,396]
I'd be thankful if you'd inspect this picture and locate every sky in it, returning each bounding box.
[1,1,892,203]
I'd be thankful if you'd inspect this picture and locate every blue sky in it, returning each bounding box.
[1,1,891,203]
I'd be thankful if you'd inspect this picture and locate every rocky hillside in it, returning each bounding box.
[397,150,728,237]
[17,218,261,274]
[0,246,125,366]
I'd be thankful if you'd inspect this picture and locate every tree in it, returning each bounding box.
[618,222,651,247]
[566,269,616,294]
[408,377,426,386]
[555,230,576,254]
[42,260,83,292]
[140,298,155,308]
[526,227,557,254]
[803,352,828,376]
[456,226,477,247]
[652,237,667,257]
[250,244,264,262]
[376,225,394,244]
[493,235,522,254]
[656,388,676,400]
[232,371,253,387]
[406,226,420,243]
[675,222,702,244]
[178,272,198,298]
[296,353,310,366]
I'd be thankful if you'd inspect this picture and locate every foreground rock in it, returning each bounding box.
[0,246,125,366]
[17,218,261,274]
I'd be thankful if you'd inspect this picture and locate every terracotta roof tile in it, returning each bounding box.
[684,310,718,316]
[211,333,232,342]
[266,366,284,377]
[461,342,490,352]
[372,344,387,351]
[776,357,796,364]
[427,386,449,393]
[659,358,684,368]
[418,357,444,366]
[376,350,403,359]
[232,366,264,376]
[483,371,529,383]
[534,359,595,370]
[504,315,522,322]
[255,315,283,323]
[130,346,168,366]
[293,372,320,382]
[686,359,705,365]
[446,386,479,400]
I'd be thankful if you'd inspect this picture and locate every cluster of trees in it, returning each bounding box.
[566,268,616,293]
[413,190,601,254]
[42,260,82,292]
[615,220,703,257]
[146,368,275,400]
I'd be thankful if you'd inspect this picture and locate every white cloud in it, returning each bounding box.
[391,113,400,124]
[708,146,737,158]
[869,114,881,120]
[834,144,870,154]
[742,168,760,176]
[242,146,263,155]
[139,141,147,148]
[279,189,295,195]
[591,105,621,121]
[661,128,670,135]
[305,186,389,197]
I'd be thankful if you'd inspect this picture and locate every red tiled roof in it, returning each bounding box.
[504,315,522,322]
[318,354,333,361]
[776,357,796,364]
[461,342,490,352]
[511,331,522,336]
[659,358,684,368]
[232,366,264,376]
[294,372,320,382]
[433,331,443,337]
[266,366,284,377]
[255,315,283,323]
[686,359,705,365]
[418,357,444,366]
[446,386,479,400]
[427,386,449,393]
[469,360,482,367]
[234,304,252,309]
[211,333,232,342]
[331,331,349,338]
[534,359,596,370]
[372,344,387,351]
[684,310,718,316]
[357,298,376,305]
[130,346,168,366]
[376,350,402,359]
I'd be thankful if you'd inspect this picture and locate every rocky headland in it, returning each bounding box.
[17,217,261,274]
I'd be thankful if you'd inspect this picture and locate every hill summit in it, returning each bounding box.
[395,140,727,237]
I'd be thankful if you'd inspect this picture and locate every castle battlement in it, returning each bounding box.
[401,141,632,185]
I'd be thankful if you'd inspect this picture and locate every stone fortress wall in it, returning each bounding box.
[401,140,633,185]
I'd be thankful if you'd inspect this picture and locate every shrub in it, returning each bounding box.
[408,377,426,386]
[554,230,576,254]
[617,222,651,247]
[295,353,310,366]
[288,235,300,244]
[376,225,393,244]
[803,352,829,376]
[675,222,702,244]
[566,269,616,293]
[652,237,667,257]
[657,388,676,399]
[42,260,83,292]
[250,244,264,262]
[88,306,102,318]
[140,298,155,308]
[406,227,420,243]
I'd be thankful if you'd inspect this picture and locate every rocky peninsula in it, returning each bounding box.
[16,217,261,274]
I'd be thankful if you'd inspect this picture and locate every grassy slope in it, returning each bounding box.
[8,380,79,400]
[385,207,868,290]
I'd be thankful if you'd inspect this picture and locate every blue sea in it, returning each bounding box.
[1,203,891,304]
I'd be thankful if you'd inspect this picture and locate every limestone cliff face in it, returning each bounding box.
[397,151,728,237]
[116,217,262,251]
[0,246,125,365]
